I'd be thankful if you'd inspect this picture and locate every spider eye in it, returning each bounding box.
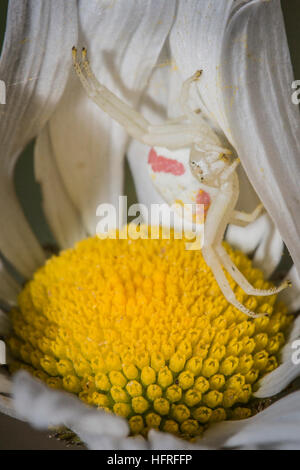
[201,177,204,181]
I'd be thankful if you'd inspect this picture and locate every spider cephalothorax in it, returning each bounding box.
[190,153,232,186]
[72,47,290,317]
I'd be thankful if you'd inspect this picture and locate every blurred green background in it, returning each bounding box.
[0,0,299,249]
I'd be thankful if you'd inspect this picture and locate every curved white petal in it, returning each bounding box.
[34,126,87,249]
[279,265,300,313]
[148,429,209,450]
[226,217,265,255]
[12,370,148,449]
[254,360,299,398]
[254,302,300,397]
[220,0,300,277]
[0,0,78,277]
[252,217,283,278]
[285,315,300,346]
[169,0,236,134]
[12,370,300,450]
[203,391,300,449]
[226,214,283,277]
[80,434,148,451]
[169,0,299,277]
[255,305,300,398]
[13,371,128,442]
[12,371,208,450]
[44,0,175,236]
[0,259,20,304]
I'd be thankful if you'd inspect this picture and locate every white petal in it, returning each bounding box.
[254,361,299,398]
[224,392,300,449]
[148,429,209,450]
[12,370,300,450]
[226,214,283,277]
[81,434,148,451]
[226,217,265,255]
[44,0,175,236]
[12,371,206,450]
[254,304,300,397]
[197,391,300,449]
[169,1,299,277]
[169,0,236,133]
[226,169,283,275]
[34,126,87,249]
[279,265,300,313]
[252,217,283,278]
[12,371,148,450]
[220,0,300,277]
[285,314,300,344]
[13,371,128,443]
[0,258,20,304]
[0,0,78,277]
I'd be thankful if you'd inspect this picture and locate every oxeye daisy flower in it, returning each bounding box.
[0,0,300,450]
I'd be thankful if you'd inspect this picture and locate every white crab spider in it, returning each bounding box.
[72,47,290,318]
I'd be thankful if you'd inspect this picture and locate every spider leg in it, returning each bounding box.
[164,115,187,125]
[194,141,233,155]
[180,71,233,157]
[72,47,150,140]
[202,245,266,318]
[180,70,204,123]
[180,70,213,126]
[73,47,202,149]
[220,158,240,180]
[229,204,264,227]
[216,244,291,296]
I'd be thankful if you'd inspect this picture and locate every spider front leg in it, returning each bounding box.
[180,70,203,123]
[72,47,150,141]
[215,243,291,296]
[202,189,271,317]
[72,47,200,150]
[229,204,264,227]
[202,245,266,318]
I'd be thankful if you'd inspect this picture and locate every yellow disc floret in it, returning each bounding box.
[8,227,292,440]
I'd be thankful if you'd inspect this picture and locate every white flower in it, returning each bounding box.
[0,0,300,449]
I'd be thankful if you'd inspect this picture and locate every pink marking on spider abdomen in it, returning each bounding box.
[148,148,185,176]
[196,189,211,219]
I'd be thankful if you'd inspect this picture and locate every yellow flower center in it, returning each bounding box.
[8,227,292,440]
